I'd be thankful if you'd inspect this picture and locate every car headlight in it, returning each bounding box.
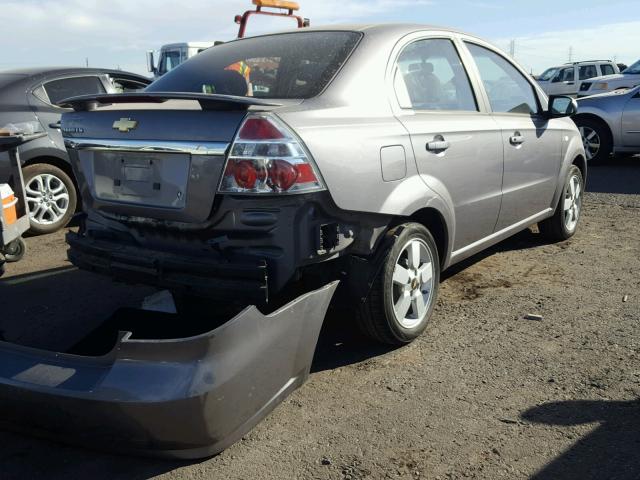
[594,82,609,90]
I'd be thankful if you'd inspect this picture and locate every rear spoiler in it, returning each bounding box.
[59,92,283,112]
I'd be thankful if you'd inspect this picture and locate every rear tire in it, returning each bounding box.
[356,223,440,345]
[539,165,584,242]
[23,163,77,235]
[574,117,612,164]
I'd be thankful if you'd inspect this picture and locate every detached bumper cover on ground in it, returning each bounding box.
[0,281,338,459]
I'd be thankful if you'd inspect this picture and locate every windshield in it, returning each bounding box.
[159,50,183,76]
[147,31,362,99]
[622,59,640,75]
[538,68,558,81]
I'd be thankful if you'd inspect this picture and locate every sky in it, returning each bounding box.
[1,0,639,75]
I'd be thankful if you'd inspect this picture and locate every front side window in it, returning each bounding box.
[466,42,538,115]
[579,65,598,80]
[556,67,575,82]
[148,31,362,99]
[394,38,477,111]
[600,64,615,76]
[43,76,106,105]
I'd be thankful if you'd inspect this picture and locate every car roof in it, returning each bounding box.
[240,23,474,40]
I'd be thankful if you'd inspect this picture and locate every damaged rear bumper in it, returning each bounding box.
[0,281,338,459]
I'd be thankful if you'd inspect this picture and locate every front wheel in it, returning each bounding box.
[538,165,584,242]
[356,223,440,345]
[574,117,612,164]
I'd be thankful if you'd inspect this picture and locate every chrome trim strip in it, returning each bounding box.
[64,138,229,156]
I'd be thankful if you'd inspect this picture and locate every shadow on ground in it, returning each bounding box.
[587,156,640,195]
[522,398,640,479]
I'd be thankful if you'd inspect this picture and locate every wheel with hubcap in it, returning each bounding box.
[357,223,440,345]
[23,163,77,235]
[539,164,584,241]
[574,117,612,164]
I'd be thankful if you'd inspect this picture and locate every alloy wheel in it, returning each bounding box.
[579,126,601,161]
[25,173,70,226]
[563,174,582,232]
[391,238,435,329]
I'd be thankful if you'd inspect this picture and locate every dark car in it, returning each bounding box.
[0,68,151,234]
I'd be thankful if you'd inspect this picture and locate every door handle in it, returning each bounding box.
[509,132,525,145]
[426,137,450,152]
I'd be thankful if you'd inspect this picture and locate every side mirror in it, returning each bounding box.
[146,51,156,74]
[547,95,578,118]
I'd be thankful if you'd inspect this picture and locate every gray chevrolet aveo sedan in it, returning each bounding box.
[61,24,586,345]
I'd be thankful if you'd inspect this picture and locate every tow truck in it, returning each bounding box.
[147,0,310,79]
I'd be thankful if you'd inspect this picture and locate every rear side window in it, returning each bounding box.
[44,76,106,105]
[147,31,362,99]
[394,38,477,111]
[600,64,615,76]
[579,65,598,80]
[466,42,538,115]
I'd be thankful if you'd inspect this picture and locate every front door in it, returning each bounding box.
[548,66,576,96]
[465,42,561,230]
[621,89,640,147]
[392,37,503,251]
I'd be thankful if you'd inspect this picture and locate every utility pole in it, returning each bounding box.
[509,39,515,59]
[85,57,89,68]
[568,46,573,63]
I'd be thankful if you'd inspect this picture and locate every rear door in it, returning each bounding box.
[464,41,561,230]
[621,88,640,147]
[391,34,503,250]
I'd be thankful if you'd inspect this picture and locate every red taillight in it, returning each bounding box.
[269,160,299,191]
[219,114,324,194]
[237,118,284,140]
[233,160,258,189]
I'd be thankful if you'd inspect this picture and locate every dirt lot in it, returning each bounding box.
[0,160,638,480]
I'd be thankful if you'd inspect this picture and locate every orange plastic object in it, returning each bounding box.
[253,0,300,10]
[2,193,17,225]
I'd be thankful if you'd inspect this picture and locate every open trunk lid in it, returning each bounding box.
[61,92,282,224]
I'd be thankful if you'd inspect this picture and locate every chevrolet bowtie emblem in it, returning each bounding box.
[112,118,138,133]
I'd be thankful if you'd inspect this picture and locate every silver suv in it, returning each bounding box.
[61,25,586,345]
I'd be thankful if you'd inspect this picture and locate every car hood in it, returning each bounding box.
[585,73,639,84]
[577,86,637,107]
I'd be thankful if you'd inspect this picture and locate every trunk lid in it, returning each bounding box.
[61,93,282,224]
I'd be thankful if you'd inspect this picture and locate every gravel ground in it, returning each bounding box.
[0,159,638,479]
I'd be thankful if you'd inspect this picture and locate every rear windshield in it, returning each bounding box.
[147,31,362,99]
